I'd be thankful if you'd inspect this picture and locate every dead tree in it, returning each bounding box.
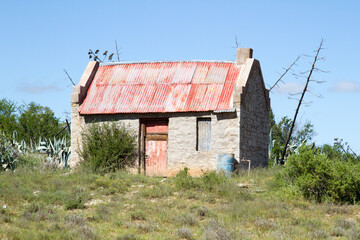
[281,39,325,160]
[63,69,75,86]
[269,55,301,92]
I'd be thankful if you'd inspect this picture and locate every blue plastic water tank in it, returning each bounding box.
[216,153,235,177]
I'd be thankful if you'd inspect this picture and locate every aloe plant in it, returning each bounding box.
[0,131,71,170]
[46,137,71,168]
[0,133,20,170]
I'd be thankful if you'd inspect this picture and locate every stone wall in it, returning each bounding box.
[166,112,239,176]
[69,103,85,168]
[70,61,98,168]
[239,59,270,167]
[75,111,240,176]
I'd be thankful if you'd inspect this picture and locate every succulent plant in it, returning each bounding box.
[0,131,71,170]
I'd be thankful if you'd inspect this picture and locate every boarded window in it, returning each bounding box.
[197,118,211,151]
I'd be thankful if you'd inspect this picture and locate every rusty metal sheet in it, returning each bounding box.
[93,65,107,86]
[172,62,196,84]
[79,62,242,114]
[148,84,171,113]
[200,84,224,111]
[184,84,208,111]
[78,84,108,113]
[204,63,230,84]
[126,64,144,84]
[144,63,162,84]
[135,85,157,113]
[164,84,191,112]
[216,64,241,110]
[97,84,123,113]
[157,62,177,84]
[112,85,136,113]
[97,65,115,85]
[109,65,131,84]
[191,62,210,84]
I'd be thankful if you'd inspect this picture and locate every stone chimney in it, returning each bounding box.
[236,48,253,65]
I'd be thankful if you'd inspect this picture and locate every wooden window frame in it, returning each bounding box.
[196,117,211,151]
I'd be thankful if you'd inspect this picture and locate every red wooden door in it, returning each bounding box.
[144,120,168,176]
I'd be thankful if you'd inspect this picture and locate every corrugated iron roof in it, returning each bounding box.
[78,62,241,114]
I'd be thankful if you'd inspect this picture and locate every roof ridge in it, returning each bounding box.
[100,60,235,66]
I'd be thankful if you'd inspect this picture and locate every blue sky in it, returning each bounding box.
[1,0,359,152]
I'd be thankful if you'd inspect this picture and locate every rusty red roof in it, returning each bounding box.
[78,61,241,114]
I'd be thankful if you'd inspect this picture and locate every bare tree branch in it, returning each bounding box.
[115,40,121,62]
[66,119,71,132]
[63,69,75,86]
[269,56,301,91]
[281,39,324,160]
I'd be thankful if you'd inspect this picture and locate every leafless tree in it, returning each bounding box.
[63,69,75,86]
[281,39,325,160]
[269,56,301,92]
[115,40,121,62]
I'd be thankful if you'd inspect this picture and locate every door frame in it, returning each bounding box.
[139,118,169,176]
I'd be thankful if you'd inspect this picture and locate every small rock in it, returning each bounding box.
[33,191,40,196]
[238,183,252,188]
[85,199,104,206]
[255,189,265,193]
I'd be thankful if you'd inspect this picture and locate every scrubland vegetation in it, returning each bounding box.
[2,99,360,239]
[1,156,360,239]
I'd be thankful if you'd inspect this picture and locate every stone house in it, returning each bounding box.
[70,48,270,176]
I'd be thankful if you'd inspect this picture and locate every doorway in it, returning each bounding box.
[140,119,168,176]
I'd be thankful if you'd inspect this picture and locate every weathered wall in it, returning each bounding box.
[239,59,270,167]
[167,112,239,176]
[79,111,239,176]
[69,103,85,168]
[70,61,99,168]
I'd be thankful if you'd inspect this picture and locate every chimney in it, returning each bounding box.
[236,48,253,65]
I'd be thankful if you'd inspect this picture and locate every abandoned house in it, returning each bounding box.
[70,48,270,176]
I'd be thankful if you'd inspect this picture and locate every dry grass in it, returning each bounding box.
[1,165,360,239]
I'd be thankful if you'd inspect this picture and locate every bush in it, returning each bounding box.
[80,122,137,173]
[277,145,360,203]
[174,168,229,191]
[201,171,228,191]
[174,167,200,190]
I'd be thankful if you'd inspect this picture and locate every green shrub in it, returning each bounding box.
[200,170,228,191]
[174,167,200,190]
[80,122,137,173]
[130,210,146,221]
[65,191,88,210]
[277,145,360,203]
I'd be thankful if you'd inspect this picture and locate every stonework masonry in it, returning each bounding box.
[75,111,239,176]
[239,59,269,167]
[70,49,270,174]
[69,103,85,168]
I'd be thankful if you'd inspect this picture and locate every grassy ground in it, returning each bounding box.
[1,159,360,239]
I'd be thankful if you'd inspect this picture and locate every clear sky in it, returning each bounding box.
[1,0,359,152]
